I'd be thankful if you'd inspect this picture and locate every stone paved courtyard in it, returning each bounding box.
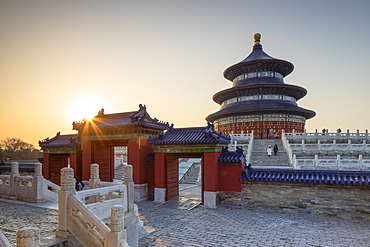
[0,200,58,246]
[1,193,370,246]
[137,200,370,247]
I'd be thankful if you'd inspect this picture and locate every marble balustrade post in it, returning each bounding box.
[56,167,76,239]
[89,163,100,189]
[123,164,134,212]
[109,205,127,247]
[10,162,19,196]
[33,163,43,202]
[16,227,40,247]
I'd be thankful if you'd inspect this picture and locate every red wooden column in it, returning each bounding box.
[42,153,50,179]
[127,138,153,201]
[203,152,221,208]
[69,153,82,180]
[154,152,166,202]
[81,140,93,181]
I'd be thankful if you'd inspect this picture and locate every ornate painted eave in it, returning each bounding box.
[212,84,308,104]
[206,102,316,123]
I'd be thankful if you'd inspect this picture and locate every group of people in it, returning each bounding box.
[259,129,278,139]
[267,144,278,156]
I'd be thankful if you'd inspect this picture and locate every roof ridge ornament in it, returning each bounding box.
[252,33,262,51]
[254,33,261,45]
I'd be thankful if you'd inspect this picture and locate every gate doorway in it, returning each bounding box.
[160,156,202,210]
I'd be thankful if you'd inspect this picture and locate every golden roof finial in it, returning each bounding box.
[254,33,261,44]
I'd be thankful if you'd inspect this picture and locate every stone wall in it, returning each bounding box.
[219,181,370,220]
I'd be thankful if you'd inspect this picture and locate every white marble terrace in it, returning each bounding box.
[282,129,370,170]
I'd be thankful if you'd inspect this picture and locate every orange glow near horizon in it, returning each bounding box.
[68,98,103,122]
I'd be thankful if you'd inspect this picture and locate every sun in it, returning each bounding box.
[68,98,103,122]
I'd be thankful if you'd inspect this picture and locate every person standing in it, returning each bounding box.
[267,145,272,157]
[270,129,274,138]
[273,144,278,155]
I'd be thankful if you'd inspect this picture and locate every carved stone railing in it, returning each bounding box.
[0,162,44,202]
[57,164,138,247]
[293,154,370,171]
[0,162,60,203]
[283,129,370,142]
[68,195,128,247]
[229,131,254,165]
[42,178,60,202]
[229,130,254,144]
[289,140,370,156]
[246,132,254,165]
[281,131,293,166]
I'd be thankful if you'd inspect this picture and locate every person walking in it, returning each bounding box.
[273,144,278,155]
[267,145,272,157]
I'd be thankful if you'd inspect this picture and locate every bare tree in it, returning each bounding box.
[0,137,41,160]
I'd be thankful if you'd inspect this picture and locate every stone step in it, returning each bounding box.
[181,163,200,184]
[249,139,291,168]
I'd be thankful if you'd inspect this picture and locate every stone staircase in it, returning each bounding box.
[180,162,200,184]
[249,139,292,168]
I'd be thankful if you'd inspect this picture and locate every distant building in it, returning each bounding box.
[206,33,315,137]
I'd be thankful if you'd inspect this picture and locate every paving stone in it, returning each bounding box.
[137,200,370,247]
[1,194,370,247]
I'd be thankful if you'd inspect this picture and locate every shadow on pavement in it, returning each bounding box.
[156,184,201,210]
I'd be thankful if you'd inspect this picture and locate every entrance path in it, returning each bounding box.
[138,197,370,246]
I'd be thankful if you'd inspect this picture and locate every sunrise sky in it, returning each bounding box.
[1,0,370,147]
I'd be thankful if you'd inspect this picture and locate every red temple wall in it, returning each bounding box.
[218,165,243,192]
[203,152,221,192]
[216,121,305,137]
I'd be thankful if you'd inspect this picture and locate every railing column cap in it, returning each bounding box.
[60,167,75,191]
[16,227,40,247]
[111,205,125,232]
[123,165,133,182]
[11,162,20,176]
[34,163,42,177]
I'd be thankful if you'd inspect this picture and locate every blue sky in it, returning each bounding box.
[1,0,370,146]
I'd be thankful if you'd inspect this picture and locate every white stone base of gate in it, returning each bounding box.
[154,188,166,203]
[204,191,218,208]
[134,183,148,202]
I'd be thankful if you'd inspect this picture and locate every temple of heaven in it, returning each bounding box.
[206,33,315,138]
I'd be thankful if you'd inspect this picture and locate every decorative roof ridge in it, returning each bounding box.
[72,104,171,131]
[218,146,245,163]
[149,122,231,145]
[39,132,79,147]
